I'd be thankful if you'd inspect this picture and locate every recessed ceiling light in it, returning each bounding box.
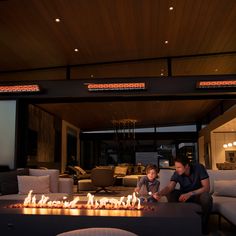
[74,48,79,52]
[164,40,168,44]
[55,18,61,22]
[169,6,174,11]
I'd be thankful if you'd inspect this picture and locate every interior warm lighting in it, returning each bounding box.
[223,144,228,148]
[228,143,233,147]
[0,84,40,93]
[74,48,79,52]
[112,119,137,140]
[160,73,164,76]
[87,83,146,91]
[164,40,168,44]
[233,141,236,146]
[169,6,174,11]
[55,18,61,22]
[197,80,236,88]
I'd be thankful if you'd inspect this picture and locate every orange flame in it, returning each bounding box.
[22,190,141,210]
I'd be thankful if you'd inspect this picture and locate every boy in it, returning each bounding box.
[134,164,159,203]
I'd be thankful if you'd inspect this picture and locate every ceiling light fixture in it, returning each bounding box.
[223,144,228,148]
[169,6,174,11]
[164,40,168,44]
[228,143,233,147]
[55,18,61,22]
[74,48,79,52]
[160,73,164,76]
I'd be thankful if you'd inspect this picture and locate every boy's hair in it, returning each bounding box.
[174,156,190,166]
[145,164,158,174]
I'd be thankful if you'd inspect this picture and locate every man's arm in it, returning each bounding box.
[179,178,210,202]
[153,181,176,200]
[191,178,210,195]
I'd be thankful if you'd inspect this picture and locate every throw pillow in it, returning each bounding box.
[214,180,236,197]
[114,166,128,177]
[74,166,87,175]
[29,169,59,193]
[17,175,51,194]
[0,168,29,195]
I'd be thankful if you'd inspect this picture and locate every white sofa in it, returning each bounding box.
[159,169,236,225]
[0,169,73,201]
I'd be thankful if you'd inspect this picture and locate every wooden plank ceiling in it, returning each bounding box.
[38,100,220,131]
[0,1,235,130]
[0,0,235,76]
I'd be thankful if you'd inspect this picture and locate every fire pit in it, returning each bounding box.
[7,190,153,211]
[0,198,201,236]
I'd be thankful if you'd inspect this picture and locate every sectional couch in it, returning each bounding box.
[0,168,73,201]
[159,169,236,226]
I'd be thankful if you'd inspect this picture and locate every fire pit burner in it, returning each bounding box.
[7,190,154,211]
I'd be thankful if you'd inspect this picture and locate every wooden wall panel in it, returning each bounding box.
[28,105,55,163]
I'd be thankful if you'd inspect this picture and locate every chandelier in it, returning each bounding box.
[112,119,137,140]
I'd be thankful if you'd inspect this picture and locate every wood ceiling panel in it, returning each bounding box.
[38,100,220,131]
[0,0,235,73]
[0,68,66,81]
[172,54,236,76]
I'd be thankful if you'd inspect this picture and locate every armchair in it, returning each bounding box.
[68,166,91,184]
[91,167,115,193]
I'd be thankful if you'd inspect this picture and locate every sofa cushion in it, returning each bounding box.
[17,175,50,194]
[207,170,236,194]
[219,202,236,225]
[1,181,19,195]
[0,168,29,195]
[159,169,180,190]
[29,169,59,193]
[212,196,236,212]
[213,180,236,197]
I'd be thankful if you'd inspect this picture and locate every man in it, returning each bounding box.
[153,156,212,234]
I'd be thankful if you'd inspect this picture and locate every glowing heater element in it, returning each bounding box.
[197,80,236,88]
[0,84,40,93]
[87,83,146,91]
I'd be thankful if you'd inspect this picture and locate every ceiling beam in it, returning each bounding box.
[0,51,236,74]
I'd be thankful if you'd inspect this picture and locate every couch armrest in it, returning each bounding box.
[59,178,73,194]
